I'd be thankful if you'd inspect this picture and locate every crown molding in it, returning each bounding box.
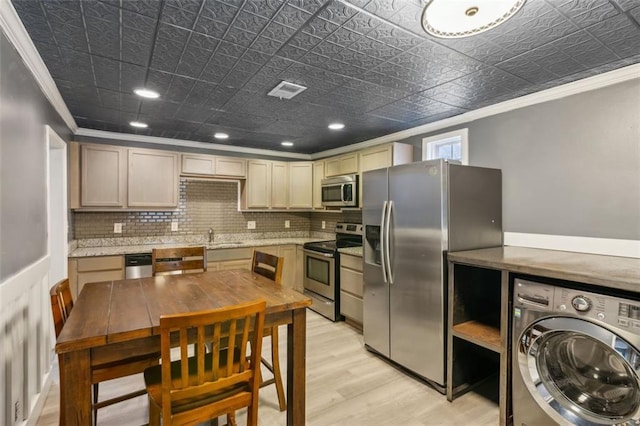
[0,0,77,133]
[311,63,640,159]
[75,128,312,160]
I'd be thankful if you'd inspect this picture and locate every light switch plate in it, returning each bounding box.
[247,221,256,229]
[171,221,178,231]
[322,221,326,229]
[284,220,290,228]
[114,223,122,233]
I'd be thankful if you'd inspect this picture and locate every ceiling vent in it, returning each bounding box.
[267,81,307,99]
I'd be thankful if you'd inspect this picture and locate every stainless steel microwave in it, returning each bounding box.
[321,174,358,207]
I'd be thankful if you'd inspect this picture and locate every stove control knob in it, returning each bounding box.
[572,296,592,312]
[559,304,567,311]
[597,312,605,320]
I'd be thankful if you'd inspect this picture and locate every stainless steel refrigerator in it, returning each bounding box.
[363,159,502,390]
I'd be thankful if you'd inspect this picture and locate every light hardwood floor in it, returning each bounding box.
[37,310,499,425]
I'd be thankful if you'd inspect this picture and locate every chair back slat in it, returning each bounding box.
[152,246,207,276]
[157,300,266,424]
[251,251,284,285]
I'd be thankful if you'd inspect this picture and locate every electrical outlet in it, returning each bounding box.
[284,220,290,228]
[247,221,256,229]
[114,223,122,233]
[322,221,326,229]
[171,221,179,231]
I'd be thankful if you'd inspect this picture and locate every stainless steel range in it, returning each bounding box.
[303,223,363,321]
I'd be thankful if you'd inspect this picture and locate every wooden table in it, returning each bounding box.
[55,269,312,425]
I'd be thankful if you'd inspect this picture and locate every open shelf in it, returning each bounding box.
[452,320,501,353]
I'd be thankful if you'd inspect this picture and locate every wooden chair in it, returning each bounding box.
[251,250,286,411]
[152,246,207,276]
[50,278,159,425]
[143,299,266,426]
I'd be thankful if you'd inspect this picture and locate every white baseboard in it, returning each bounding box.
[504,232,640,258]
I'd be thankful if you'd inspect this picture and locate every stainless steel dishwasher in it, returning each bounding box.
[124,253,152,278]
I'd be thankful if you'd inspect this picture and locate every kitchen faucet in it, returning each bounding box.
[208,228,214,243]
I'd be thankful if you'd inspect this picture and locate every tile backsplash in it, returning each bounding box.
[73,179,361,240]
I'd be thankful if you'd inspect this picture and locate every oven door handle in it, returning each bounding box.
[303,249,335,258]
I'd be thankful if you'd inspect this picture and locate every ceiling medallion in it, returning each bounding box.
[422,0,526,39]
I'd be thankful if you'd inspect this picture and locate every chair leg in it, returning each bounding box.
[148,398,160,426]
[270,326,286,412]
[93,383,99,425]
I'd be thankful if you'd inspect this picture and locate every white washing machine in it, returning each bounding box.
[513,278,640,425]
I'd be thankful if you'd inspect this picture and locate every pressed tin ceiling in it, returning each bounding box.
[10,0,640,154]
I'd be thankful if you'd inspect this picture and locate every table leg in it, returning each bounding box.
[287,308,306,426]
[60,349,92,425]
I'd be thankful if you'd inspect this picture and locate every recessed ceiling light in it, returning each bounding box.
[130,121,148,128]
[133,88,160,99]
[421,0,526,39]
[281,141,294,147]
[328,123,345,130]
[214,132,229,139]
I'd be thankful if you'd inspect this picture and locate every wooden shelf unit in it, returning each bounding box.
[447,261,510,426]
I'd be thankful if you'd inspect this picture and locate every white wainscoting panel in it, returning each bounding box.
[0,256,52,425]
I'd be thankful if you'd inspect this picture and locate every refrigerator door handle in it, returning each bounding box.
[380,200,388,283]
[385,200,394,285]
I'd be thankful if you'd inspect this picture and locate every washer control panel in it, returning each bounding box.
[515,279,640,334]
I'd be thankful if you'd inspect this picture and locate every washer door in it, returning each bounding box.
[518,316,640,425]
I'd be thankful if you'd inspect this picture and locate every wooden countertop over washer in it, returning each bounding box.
[448,246,640,292]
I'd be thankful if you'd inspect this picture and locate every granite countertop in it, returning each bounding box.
[69,234,333,258]
[339,246,363,257]
[448,246,640,292]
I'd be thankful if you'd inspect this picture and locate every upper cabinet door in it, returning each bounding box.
[324,153,359,177]
[245,160,272,208]
[288,162,313,209]
[128,149,179,208]
[81,144,126,207]
[271,161,289,209]
[215,156,246,178]
[181,154,216,176]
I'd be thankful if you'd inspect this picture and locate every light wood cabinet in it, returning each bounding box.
[205,244,296,289]
[358,142,414,206]
[68,255,124,299]
[340,253,363,327]
[312,160,325,209]
[242,161,312,210]
[271,161,289,209]
[359,142,413,173]
[215,156,246,177]
[324,153,358,177]
[128,148,179,208]
[244,160,272,208]
[80,144,126,207]
[181,153,246,178]
[288,162,313,209]
[74,143,179,209]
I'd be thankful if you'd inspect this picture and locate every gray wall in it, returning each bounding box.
[399,78,640,241]
[0,30,72,280]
